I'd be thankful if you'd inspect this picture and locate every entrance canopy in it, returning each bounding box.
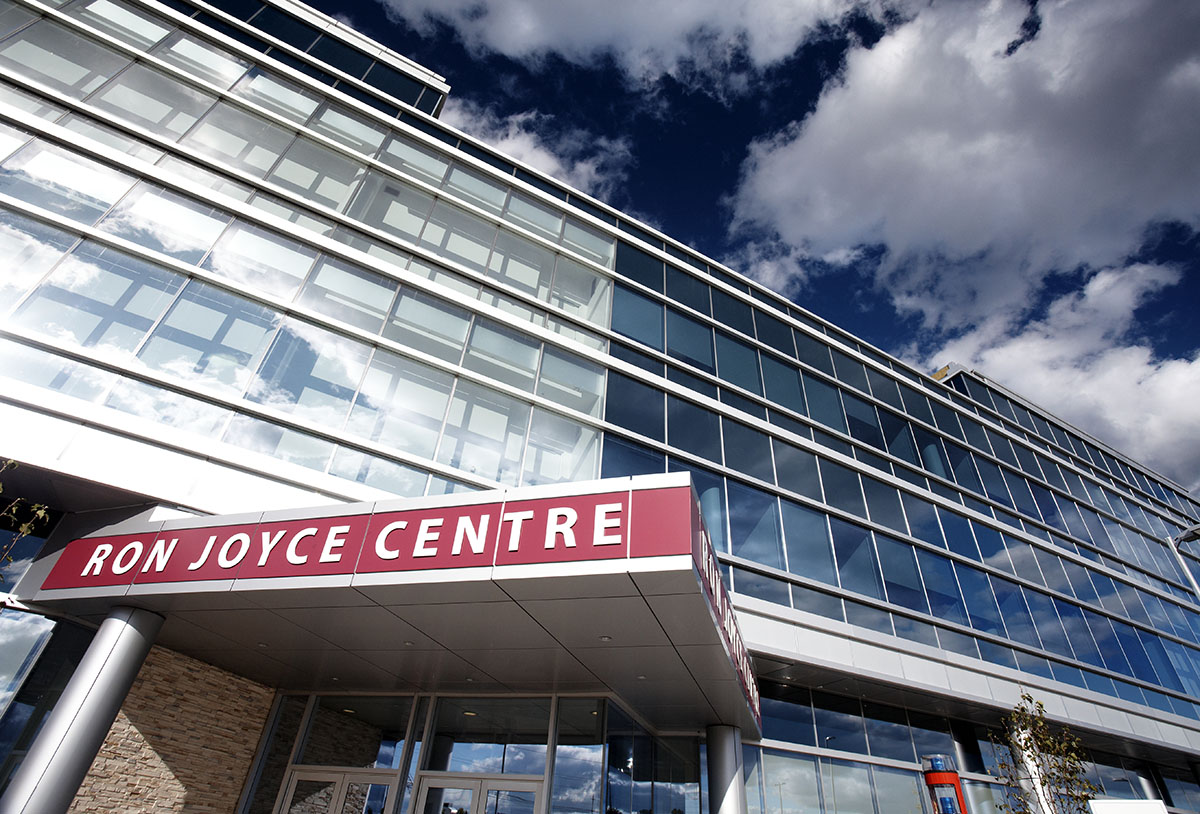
[28,473,760,734]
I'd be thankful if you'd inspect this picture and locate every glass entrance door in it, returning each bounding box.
[415,776,540,814]
[278,769,399,814]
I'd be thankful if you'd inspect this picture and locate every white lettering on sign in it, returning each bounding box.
[217,533,250,569]
[258,529,287,567]
[503,510,535,551]
[544,507,577,549]
[320,525,349,563]
[413,518,443,557]
[141,538,178,573]
[81,543,114,577]
[187,536,217,571]
[111,541,143,575]
[593,503,622,546]
[375,520,407,560]
[452,515,488,555]
[287,528,317,565]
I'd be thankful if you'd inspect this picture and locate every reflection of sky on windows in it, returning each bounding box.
[446,742,546,775]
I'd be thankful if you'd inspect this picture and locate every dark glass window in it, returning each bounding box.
[733,566,789,605]
[812,692,867,754]
[954,563,1006,636]
[912,427,949,479]
[803,375,847,433]
[898,384,935,426]
[308,35,372,78]
[602,437,663,478]
[865,368,904,411]
[792,584,844,621]
[727,481,783,570]
[907,711,954,760]
[930,402,964,440]
[939,508,978,561]
[760,356,805,414]
[901,494,942,546]
[605,373,663,441]
[794,331,834,375]
[781,501,836,585]
[773,442,821,500]
[829,349,869,393]
[754,311,795,357]
[1054,599,1104,668]
[714,331,762,395]
[990,576,1041,649]
[664,308,714,372]
[876,534,929,614]
[711,288,754,335]
[723,420,775,483]
[972,522,1013,573]
[878,409,920,466]
[615,240,663,291]
[665,265,710,314]
[669,458,727,551]
[819,460,864,517]
[829,518,884,600]
[1083,609,1132,676]
[842,393,884,450]
[365,61,422,105]
[666,396,721,463]
[862,478,906,532]
[611,284,663,350]
[845,600,893,634]
[944,440,984,494]
[252,6,320,49]
[760,684,815,745]
[862,702,915,762]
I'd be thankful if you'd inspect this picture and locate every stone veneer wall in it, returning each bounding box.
[69,645,276,813]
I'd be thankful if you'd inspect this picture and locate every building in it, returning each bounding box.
[0,0,1198,810]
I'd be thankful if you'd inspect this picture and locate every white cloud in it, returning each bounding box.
[440,98,633,200]
[379,0,867,90]
[730,0,1200,330]
[914,264,1200,493]
[726,0,1200,490]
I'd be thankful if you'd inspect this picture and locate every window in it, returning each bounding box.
[90,62,217,138]
[0,20,128,96]
[11,240,181,353]
[268,136,365,211]
[137,280,279,394]
[436,380,530,485]
[345,349,451,457]
[203,220,317,299]
[0,139,134,225]
[180,101,293,175]
[250,321,370,428]
[99,184,229,265]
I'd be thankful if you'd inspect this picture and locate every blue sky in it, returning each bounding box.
[313,0,1200,495]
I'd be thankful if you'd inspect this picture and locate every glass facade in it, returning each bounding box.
[0,0,1198,810]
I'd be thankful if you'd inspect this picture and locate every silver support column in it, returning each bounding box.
[0,606,163,814]
[706,725,747,814]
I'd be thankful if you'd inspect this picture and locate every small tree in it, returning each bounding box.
[992,693,1098,814]
[1,460,51,584]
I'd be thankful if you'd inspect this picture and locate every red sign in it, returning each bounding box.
[40,476,761,726]
[42,485,691,590]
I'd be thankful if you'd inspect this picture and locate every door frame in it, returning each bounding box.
[412,772,542,814]
[275,767,402,814]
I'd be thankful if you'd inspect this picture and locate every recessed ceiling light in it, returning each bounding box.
[256,642,268,648]
[599,635,612,642]
[463,711,477,716]
[636,675,647,680]
[342,708,356,714]
[465,677,475,682]
[403,641,415,647]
